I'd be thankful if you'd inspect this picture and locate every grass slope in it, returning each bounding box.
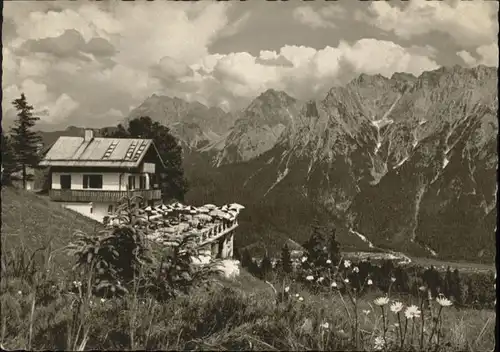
[1,186,102,272]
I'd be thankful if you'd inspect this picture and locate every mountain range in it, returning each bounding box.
[33,65,498,263]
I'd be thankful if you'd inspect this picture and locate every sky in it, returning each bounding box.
[2,0,498,130]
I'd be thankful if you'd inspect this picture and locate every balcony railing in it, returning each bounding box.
[49,189,162,202]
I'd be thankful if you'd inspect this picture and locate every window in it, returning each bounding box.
[128,175,136,190]
[83,175,103,189]
[139,175,147,189]
[60,175,71,189]
[107,204,114,214]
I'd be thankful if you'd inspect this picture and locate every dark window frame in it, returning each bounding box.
[128,175,136,190]
[139,175,147,189]
[60,174,71,190]
[83,174,103,189]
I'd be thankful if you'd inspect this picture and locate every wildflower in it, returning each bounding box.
[390,301,404,313]
[404,305,421,319]
[352,266,359,273]
[436,295,453,307]
[301,256,308,263]
[326,259,332,264]
[374,296,390,306]
[317,277,324,283]
[419,285,427,292]
[362,309,371,316]
[331,281,338,288]
[320,322,329,329]
[394,323,400,327]
[100,298,106,303]
[344,278,350,284]
[295,293,300,298]
[374,336,385,350]
[17,290,22,296]
[306,275,314,281]
[367,279,373,285]
[284,286,290,293]
[298,296,304,302]
[391,277,396,283]
[344,260,352,268]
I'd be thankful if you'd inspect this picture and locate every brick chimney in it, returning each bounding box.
[84,129,94,142]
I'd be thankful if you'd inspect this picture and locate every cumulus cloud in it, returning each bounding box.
[457,44,499,68]
[18,29,115,62]
[363,0,498,47]
[292,5,345,28]
[3,1,466,130]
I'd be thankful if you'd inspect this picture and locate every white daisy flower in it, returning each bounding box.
[317,277,324,283]
[344,278,350,284]
[374,296,390,306]
[306,275,314,281]
[436,295,453,307]
[326,259,332,264]
[344,260,352,268]
[391,277,396,283]
[404,305,421,319]
[301,256,308,263]
[298,296,304,302]
[367,279,373,285]
[353,266,359,273]
[331,281,338,288]
[374,336,385,350]
[320,322,329,329]
[390,301,404,313]
[284,286,290,293]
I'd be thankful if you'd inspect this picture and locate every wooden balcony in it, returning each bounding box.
[49,189,162,203]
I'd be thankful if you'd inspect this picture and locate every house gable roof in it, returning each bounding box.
[39,136,166,168]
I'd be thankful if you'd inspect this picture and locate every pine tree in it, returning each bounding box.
[328,226,341,265]
[260,254,273,280]
[281,244,292,274]
[10,93,42,189]
[444,266,453,297]
[451,268,462,305]
[241,249,253,269]
[303,218,329,268]
[1,131,19,185]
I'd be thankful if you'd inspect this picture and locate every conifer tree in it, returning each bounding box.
[451,268,463,305]
[303,218,329,268]
[281,243,292,274]
[10,93,42,189]
[1,131,19,185]
[444,266,453,297]
[328,226,341,265]
[241,248,253,268]
[259,254,273,280]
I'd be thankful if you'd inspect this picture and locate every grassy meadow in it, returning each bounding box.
[0,187,496,351]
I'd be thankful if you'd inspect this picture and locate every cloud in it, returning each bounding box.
[364,0,498,47]
[175,38,439,111]
[457,51,477,67]
[150,56,195,83]
[3,1,238,128]
[3,1,455,130]
[457,44,499,68]
[292,6,336,29]
[19,29,115,61]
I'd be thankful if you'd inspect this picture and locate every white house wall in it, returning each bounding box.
[61,201,114,223]
[51,172,150,191]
